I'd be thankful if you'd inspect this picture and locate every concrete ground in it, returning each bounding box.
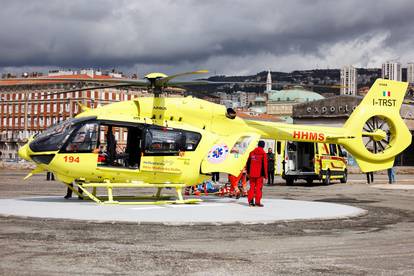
[1,170,414,275]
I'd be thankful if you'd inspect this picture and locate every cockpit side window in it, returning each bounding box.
[29,118,76,152]
[29,116,96,152]
[64,123,99,153]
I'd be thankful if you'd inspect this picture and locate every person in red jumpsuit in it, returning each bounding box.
[228,171,242,198]
[246,140,268,207]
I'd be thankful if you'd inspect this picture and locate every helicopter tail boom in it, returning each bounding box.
[256,78,411,172]
[335,78,411,172]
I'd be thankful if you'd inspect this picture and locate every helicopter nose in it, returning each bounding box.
[18,143,31,161]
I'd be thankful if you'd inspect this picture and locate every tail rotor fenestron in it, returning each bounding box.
[362,116,393,154]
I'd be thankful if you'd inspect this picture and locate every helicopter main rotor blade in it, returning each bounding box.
[157,70,209,85]
[0,77,149,87]
[5,77,150,86]
[0,72,347,90]
[193,80,348,89]
[47,83,136,96]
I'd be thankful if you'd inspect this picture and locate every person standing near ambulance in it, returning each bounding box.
[246,140,268,207]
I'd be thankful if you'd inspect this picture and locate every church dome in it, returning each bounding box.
[266,88,324,102]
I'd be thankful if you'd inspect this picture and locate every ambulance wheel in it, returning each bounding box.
[286,177,294,186]
[340,170,348,183]
[323,170,331,185]
[306,178,313,185]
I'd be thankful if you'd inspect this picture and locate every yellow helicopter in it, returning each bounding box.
[11,70,412,204]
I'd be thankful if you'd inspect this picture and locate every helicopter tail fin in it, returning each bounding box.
[338,78,411,172]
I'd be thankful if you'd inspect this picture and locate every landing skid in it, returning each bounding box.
[64,181,202,205]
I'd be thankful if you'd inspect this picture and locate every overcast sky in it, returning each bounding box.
[0,0,413,76]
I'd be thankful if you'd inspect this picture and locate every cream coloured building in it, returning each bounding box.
[266,87,325,122]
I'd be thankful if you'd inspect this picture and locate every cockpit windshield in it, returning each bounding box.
[29,116,96,152]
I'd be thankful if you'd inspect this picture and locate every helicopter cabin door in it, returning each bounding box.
[201,133,260,176]
[96,123,144,169]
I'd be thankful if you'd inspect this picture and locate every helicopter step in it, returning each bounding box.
[65,180,202,205]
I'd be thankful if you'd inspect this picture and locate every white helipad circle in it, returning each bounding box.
[0,197,366,225]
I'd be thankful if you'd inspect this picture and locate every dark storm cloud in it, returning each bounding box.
[0,0,413,74]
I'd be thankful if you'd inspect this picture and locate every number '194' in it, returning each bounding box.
[64,156,79,163]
